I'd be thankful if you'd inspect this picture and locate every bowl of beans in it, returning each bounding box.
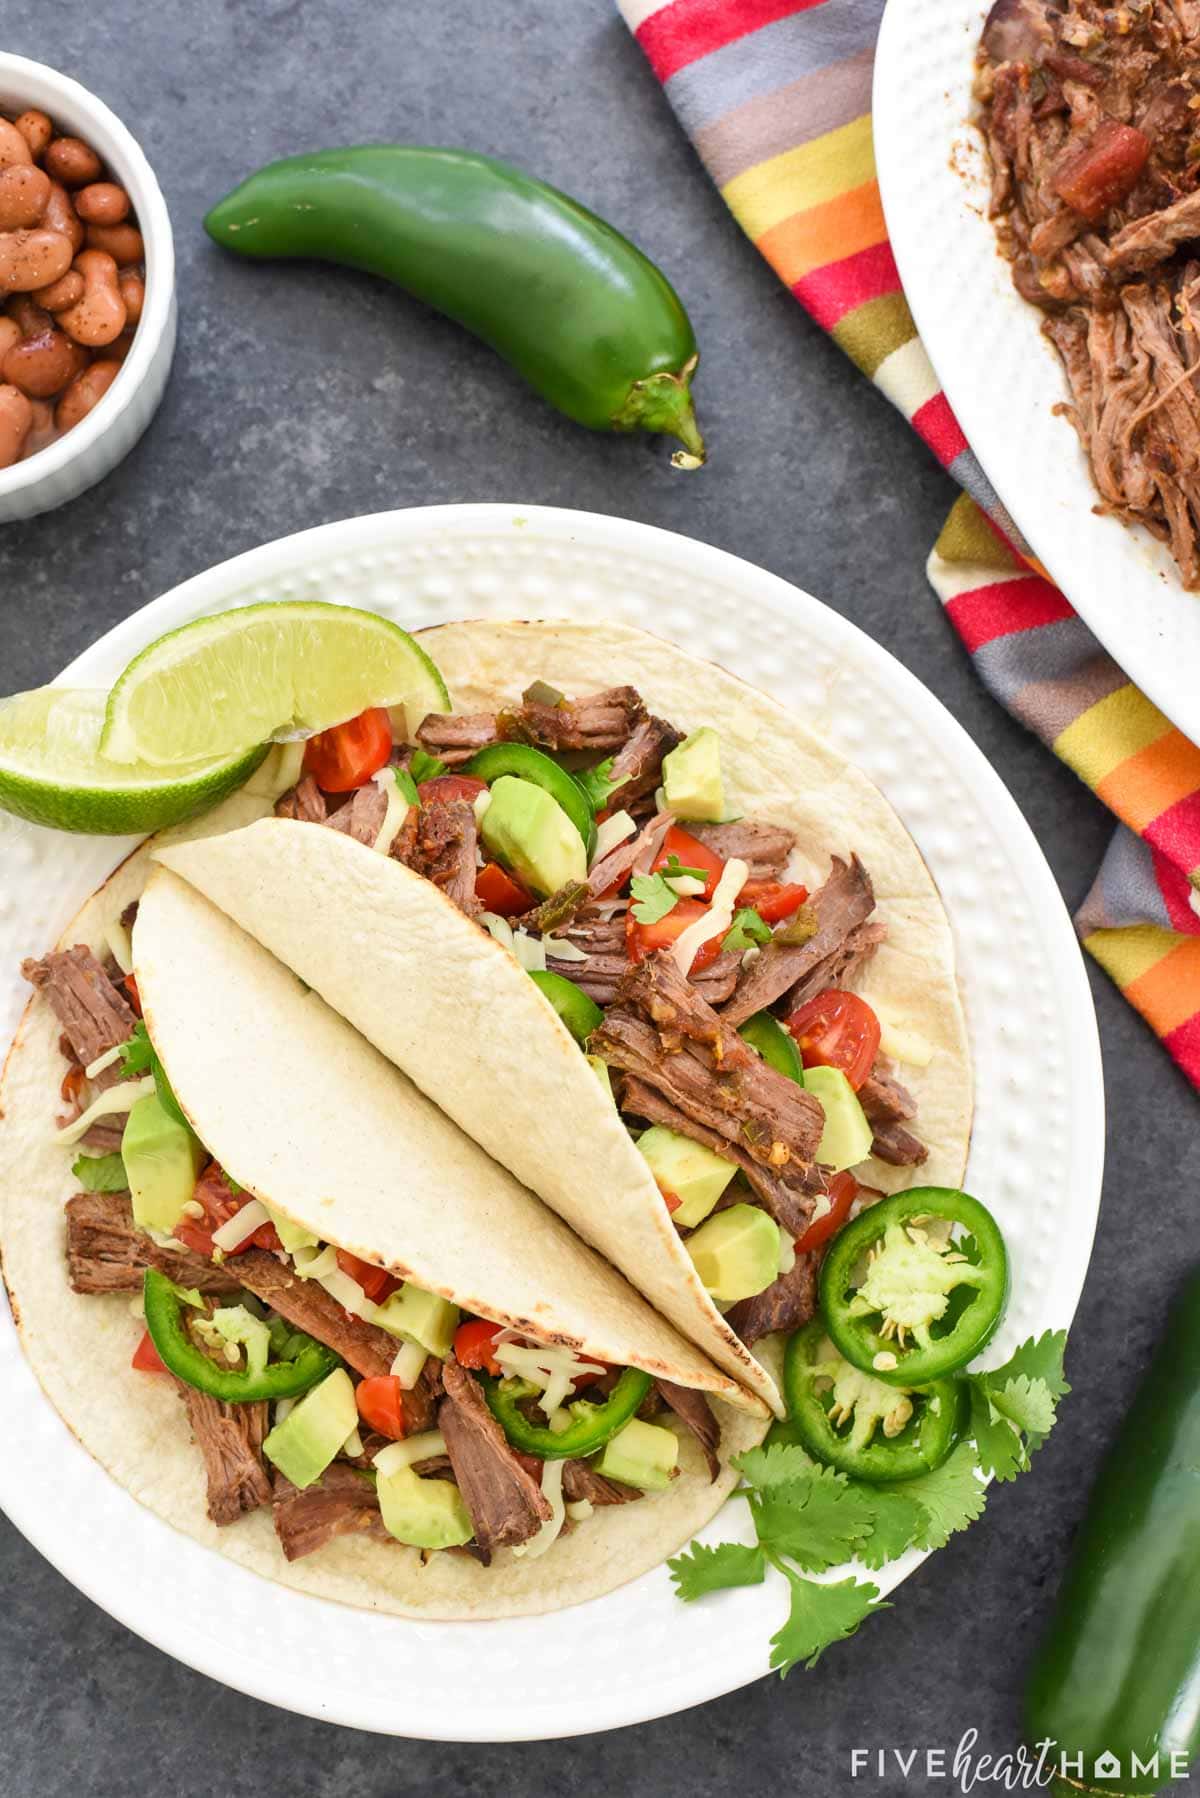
[0,54,175,522]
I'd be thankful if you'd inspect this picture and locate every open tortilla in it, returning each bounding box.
[155,620,974,1420]
[0,764,766,1623]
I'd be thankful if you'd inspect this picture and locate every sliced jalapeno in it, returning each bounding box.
[738,1011,804,1084]
[528,969,604,1043]
[481,1365,652,1459]
[142,1267,341,1402]
[467,741,596,855]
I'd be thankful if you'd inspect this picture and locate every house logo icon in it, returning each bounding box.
[1093,1752,1122,1780]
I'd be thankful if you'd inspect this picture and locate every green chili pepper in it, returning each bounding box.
[482,1366,652,1459]
[738,1011,804,1085]
[527,969,604,1044]
[467,741,596,855]
[819,1187,1009,1387]
[204,147,705,467]
[142,1268,340,1402]
[778,1318,965,1482]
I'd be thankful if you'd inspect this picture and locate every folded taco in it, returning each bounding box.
[0,765,769,1623]
[153,620,973,1422]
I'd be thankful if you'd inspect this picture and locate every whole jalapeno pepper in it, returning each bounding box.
[204,147,706,466]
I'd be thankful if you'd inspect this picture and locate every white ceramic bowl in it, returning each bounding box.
[0,54,176,523]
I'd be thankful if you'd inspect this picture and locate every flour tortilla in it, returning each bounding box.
[155,620,973,1420]
[0,764,766,1624]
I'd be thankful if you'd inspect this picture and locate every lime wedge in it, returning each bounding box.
[0,689,268,834]
[100,601,450,769]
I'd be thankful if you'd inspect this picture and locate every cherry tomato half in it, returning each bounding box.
[626,900,723,974]
[173,1163,281,1260]
[336,1248,400,1305]
[739,880,808,923]
[131,1328,166,1373]
[794,1170,858,1255]
[785,989,881,1092]
[123,972,142,1015]
[419,773,488,807]
[651,826,725,901]
[475,861,534,916]
[302,708,393,792]
[356,1374,406,1441]
[454,1318,504,1375]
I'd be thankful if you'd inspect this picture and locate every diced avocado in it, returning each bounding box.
[803,1064,874,1172]
[661,728,724,823]
[593,1417,679,1491]
[377,1463,475,1549]
[686,1202,781,1303]
[637,1125,736,1228]
[479,775,587,898]
[121,1093,204,1235]
[263,1368,356,1490]
[262,1204,319,1255]
[374,1282,459,1357]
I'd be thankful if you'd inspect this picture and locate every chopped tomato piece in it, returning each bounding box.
[356,1374,406,1441]
[123,972,142,1015]
[795,1170,858,1255]
[514,1450,544,1479]
[626,900,723,974]
[651,826,725,900]
[454,1318,504,1375]
[60,1064,84,1105]
[738,880,808,923]
[1051,118,1149,222]
[656,1181,682,1215]
[785,989,881,1092]
[475,860,534,916]
[131,1328,166,1373]
[302,707,393,792]
[173,1162,281,1259]
[336,1248,400,1304]
[419,772,488,807]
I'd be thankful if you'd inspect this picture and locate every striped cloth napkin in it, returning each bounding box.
[618,0,1200,1087]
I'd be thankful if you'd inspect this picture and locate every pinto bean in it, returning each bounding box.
[0,165,50,230]
[20,397,56,459]
[31,269,84,312]
[0,317,18,360]
[0,382,33,466]
[3,322,88,398]
[44,137,101,187]
[14,111,52,160]
[0,119,33,171]
[117,267,144,326]
[55,358,120,432]
[84,221,143,264]
[55,250,125,347]
[43,181,84,253]
[74,182,129,225]
[0,228,73,294]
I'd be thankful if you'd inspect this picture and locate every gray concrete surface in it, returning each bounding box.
[0,3,1194,1793]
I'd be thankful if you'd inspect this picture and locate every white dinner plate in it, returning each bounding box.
[874,0,1200,742]
[0,504,1104,1739]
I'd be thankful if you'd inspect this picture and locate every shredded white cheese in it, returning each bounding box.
[54,1074,155,1146]
[390,1337,428,1389]
[511,930,546,973]
[591,809,636,864]
[777,1231,796,1277]
[374,1430,446,1476]
[665,874,706,898]
[472,788,492,827]
[293,1244,339,1282]
[341,1426,364,1459]
[211,1198,271,1253]
[103,919,134,975]
[876,1012,934,1069]
[274,1397,296,1426]
[370,765,410,857]
[84,1042,124,1081]
[670,856,749,976]
[494,1341,606,1418]
[542,934,588,963]
[565,1498,594,1523]
[480,912,514,952]
[512,1457,566,1561]
[317,1266,376,1322]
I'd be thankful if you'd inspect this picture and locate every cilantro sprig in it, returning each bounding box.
[630,872,680,925]
[407,748,446,785]
[669,1331,1068,1674]
[722,906,772,953]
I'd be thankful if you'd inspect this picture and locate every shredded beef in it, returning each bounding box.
[654,1380,721,1482]
[561,1461,643,1507]
[860,1064,929,1167]
[586,810,674,897]
[401,1354,445,1435]
[275,775,328,823]
[65,1190,241,1296]
[501,686,646,753]
[438,1359,552,1554]
[234,1251,397,1377]
[401,797,481,916]
[723,855,878,1026]
[691,950,743,1006]
[23,946,135,1078]
[546,910,630,1003]
[726,1253,818,1347]
[415,711,499,765]
[173,1379,271,1526]
[322,781,388,847]
[272,1464,388,1561]
[605,715,681,808]
[782,920,888,1015]
[690,821,796,881]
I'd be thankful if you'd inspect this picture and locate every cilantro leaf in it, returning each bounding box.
[751,1466,879,1573]
[395,767,419,806]
[118,1020,153,1076]
[966,1332,1070,1473]
[891,1444,986,1549]
[668,1541,765,1601]
[769,1569,885,1676]
[989,1373,1057,1438]
[854,1490,927,1570]
[577,757,617,811]
[630,872,680,925]
[408,748,446,784]
[967,1382,1027,1482]
[734,1442,819,1492]
[71,1151,128,1193]
[722,907,772,953]
[985,1331,1070,1403]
